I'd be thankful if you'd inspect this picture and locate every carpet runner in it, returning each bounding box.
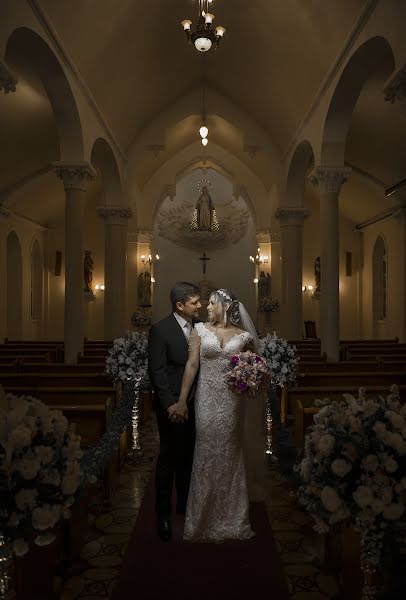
[112,471,290,599]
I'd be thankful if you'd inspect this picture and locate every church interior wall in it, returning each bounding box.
[361,217,401,340]
[151,169,257,323]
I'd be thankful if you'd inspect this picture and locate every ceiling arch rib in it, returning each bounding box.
[321,35,395,166]
[91,137,123,207]
[5,27,84,162]
[285,140,315,208]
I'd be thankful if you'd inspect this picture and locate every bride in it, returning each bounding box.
[172,289,266,542]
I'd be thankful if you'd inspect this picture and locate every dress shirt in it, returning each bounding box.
[173,312,192,340]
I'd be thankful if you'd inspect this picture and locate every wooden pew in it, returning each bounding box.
[291,385,406,446]
[0,361,17,374]
[299,360,380,373]
[0,372,111,388]
[296,371,406,388]
[347,353,406,363]
[19,361,106,374]
[0,353,51,365]
[2,386,118,408]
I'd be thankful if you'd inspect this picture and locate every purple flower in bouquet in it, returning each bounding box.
[224,350,271,396]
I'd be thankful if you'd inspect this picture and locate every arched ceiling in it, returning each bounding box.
[38,0,365,150]
[1,0,406,229]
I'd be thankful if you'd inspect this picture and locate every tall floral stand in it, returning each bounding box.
[0,536,15,599]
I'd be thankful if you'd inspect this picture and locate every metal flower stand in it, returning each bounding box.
[0,536,15,600]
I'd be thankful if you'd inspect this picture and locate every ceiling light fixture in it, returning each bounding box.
[199,76,209,146]
[181,0,226,53]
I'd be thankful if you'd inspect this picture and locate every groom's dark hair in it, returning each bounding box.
[170,282,200,310]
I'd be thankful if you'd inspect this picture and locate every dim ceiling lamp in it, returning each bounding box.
[199,78,209,146]
[181,0,226,53]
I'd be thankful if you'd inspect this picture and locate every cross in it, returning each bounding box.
[199,251,210,275]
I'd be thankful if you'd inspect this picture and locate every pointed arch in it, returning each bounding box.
[6,230,23,340]
[372,234,387,333]
[30,238,43,326]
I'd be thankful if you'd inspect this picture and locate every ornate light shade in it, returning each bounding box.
[181,0,226,53]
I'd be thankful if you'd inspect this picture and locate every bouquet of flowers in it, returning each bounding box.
[257,296,280,312]
[224,350,271,396]
[259,333,299,387]
[0,393,83,557]
[105,330,148,383]
[295,386,406,565]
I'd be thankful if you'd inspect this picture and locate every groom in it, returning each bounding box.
[148,282,201,542]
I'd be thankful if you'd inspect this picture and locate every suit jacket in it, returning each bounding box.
[148,314,197,411]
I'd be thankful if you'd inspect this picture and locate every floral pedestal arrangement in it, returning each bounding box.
[0,393,83,598]
[295,386,406,600]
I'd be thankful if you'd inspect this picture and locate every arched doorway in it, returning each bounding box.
[7,231,23,340]
[31,239,43,338]
[372,235,387,338]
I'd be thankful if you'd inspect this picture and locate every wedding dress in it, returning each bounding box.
[183,322,262,542]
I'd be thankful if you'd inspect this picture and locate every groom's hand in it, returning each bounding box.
[167,402,188,423]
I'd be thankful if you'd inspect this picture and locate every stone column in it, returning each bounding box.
[309,166,351,361]
[54,163,96,363]
[275,207,310,340]
[97,207,132,341]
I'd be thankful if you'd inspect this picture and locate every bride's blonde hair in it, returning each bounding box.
[210,289,240,327]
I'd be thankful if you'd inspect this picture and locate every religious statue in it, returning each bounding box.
[314,256,321,292]
[258,271,270,299]
[84,250,94,292]
[196,186,215,231]
[138,271,152,306]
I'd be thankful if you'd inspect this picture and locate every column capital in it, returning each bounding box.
[384,65,406,104]
[309,166,351,193]
[53,162,96,191]
[97,206,133,225]
[0,61,17,94]
[274,206,310,226]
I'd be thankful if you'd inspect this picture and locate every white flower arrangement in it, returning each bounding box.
[0,393,83,556]
[295,386,406,565]
[257,296,280,312]
[105,330,149,384]
[259,333,299,387]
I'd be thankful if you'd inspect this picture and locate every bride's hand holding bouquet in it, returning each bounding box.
[225,350,270,396]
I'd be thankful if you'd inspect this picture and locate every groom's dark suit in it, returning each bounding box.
[148,314,196,519]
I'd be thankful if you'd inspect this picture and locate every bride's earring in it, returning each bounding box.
[223,309,227,327]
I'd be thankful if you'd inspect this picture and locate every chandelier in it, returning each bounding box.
[181,0,226,53]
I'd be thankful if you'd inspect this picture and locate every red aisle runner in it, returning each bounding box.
[111,472,290,600]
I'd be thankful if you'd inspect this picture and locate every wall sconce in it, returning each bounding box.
[253,278,259,284]
[302,285,314,293]
[95,284,105,291]
[140,254,160,267]
[249,248,269,265]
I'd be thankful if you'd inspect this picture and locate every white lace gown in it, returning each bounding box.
[184,322,255,542]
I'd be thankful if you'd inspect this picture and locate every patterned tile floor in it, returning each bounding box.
[61,419,340,600]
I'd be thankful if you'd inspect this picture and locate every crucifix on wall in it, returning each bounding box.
[199,251,210,275]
